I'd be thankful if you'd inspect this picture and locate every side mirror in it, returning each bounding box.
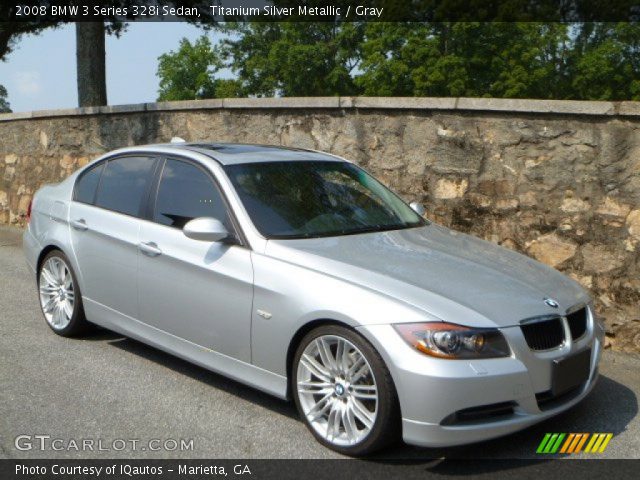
[410,202,426,216]
[183,217,232,242]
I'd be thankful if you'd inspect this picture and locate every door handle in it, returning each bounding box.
[71,219,88,231]
[138,241,162,257]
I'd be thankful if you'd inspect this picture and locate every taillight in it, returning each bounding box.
[26,199,33,224]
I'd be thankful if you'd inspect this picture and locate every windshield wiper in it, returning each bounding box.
[271,222,421,240]
[336,223,412,236]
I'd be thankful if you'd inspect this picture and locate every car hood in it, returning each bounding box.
[265,224,589,328]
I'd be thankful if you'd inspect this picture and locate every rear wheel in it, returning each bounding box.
[292,324,400,456]
[38,250,91,336]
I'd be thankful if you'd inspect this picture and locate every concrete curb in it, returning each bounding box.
[1,97,639,122]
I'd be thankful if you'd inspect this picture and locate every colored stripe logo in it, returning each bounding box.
[537,433,613,454]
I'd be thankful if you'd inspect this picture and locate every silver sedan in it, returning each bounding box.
[23,141,604,455]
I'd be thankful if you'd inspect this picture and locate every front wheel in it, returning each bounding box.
[292,324,400,456]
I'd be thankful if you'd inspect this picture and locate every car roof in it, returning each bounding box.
[154,142,345,165]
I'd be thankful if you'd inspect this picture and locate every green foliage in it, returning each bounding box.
[357,23,573,98]
[217,22,364,96]
[213,78,244,98]
[357,22,640,100]
[158,22,640,101]
[0,84,10,113]
[157,36,224,101]
[570,23,640,100]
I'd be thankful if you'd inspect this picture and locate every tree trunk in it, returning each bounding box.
[76,22,107,107]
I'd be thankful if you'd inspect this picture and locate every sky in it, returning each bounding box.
[0,22,224,113]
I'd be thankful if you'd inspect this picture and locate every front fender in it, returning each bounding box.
[249,251,429,377]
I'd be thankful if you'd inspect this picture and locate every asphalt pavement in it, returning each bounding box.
[0,225,638,460]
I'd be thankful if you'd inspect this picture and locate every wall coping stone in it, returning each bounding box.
[1,97,639,122]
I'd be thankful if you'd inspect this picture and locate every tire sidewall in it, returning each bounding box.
[37,250,84,336]
[291,324,399,456]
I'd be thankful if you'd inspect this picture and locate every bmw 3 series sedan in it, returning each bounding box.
[24,141,604,455]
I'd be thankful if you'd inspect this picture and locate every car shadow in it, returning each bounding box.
[80,328,637,467]
[102,333,298,420]
[75,326,123,341]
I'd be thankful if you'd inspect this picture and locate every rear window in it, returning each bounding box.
[74,162,104,204]
[95,156,156,217]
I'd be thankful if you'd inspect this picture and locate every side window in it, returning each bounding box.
[154,159,229,229]
[74,162,104,204]
[95,156,156,217]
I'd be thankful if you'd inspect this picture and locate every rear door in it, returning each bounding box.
[137,157,253,362]
[69,155,158,324]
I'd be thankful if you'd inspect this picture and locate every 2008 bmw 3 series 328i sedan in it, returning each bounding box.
[24,141,604,456]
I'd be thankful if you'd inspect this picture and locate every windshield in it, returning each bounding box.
[224,161,425,239]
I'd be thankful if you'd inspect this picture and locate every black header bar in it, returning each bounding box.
[2,1,640,23]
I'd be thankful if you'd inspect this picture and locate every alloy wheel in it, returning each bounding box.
[296,334,378,447]
[39,256,75,330]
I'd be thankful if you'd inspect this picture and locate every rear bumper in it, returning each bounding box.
[358,319,604,448]
[23,226,39,275]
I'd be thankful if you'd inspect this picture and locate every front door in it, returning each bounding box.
[137,158,253,362]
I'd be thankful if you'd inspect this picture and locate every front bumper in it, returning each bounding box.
[357,316,604,448]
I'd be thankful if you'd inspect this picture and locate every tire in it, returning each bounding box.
[37,250,91,337]
[291,324,401,456]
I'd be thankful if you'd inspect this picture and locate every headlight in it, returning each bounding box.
[393,322,511,359]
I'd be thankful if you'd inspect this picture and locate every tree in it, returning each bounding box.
[569,23,640,100]
[356,23,572,99]
[76,23,107,106]
[161,21,638,100]
[0,19,114,107]
[0,4,60,61]
[217,22,364,96]
[356,22,640,100]
[0,85,11,112]
[351,23,417,96]
[213,78,243,98]
[0,2,219,107]
[156,36,226,101]
[0,17,118,107]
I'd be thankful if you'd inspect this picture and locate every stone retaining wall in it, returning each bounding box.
[1,97,638,351]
